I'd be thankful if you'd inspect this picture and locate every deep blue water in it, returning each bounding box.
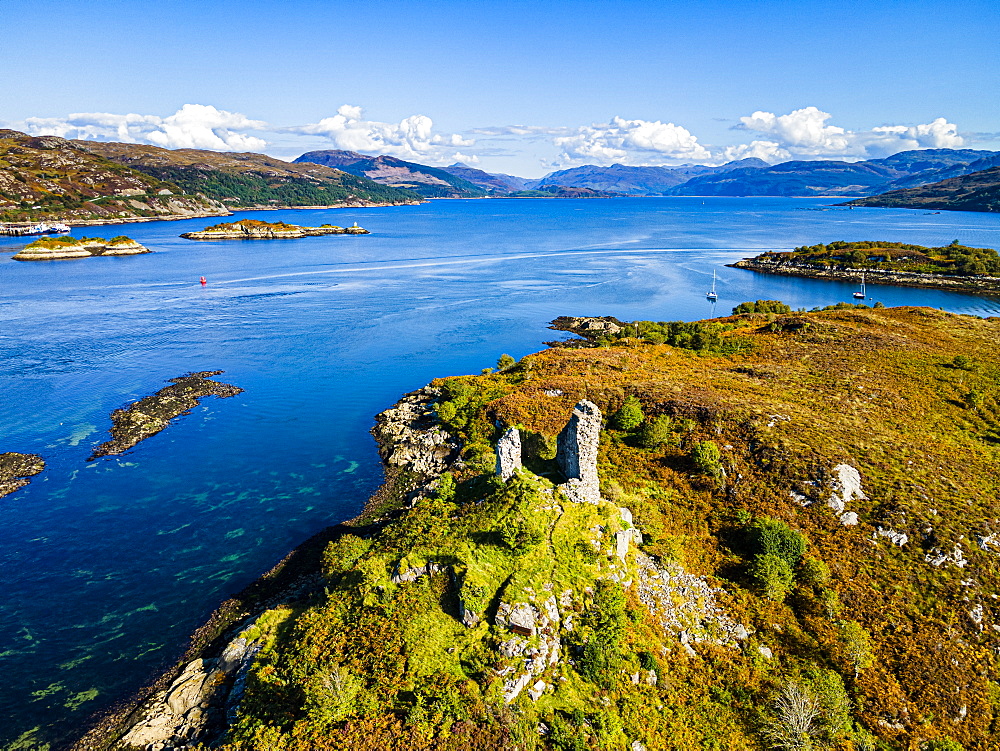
[2,197,1000,747]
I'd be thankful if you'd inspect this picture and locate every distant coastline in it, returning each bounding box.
[730,256,1000,294]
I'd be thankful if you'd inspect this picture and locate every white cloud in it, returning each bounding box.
[22,104,267,151]
[733,106,964,161]
[450,152,481,165]
[286,105,475,164]
[471,125,571,137]
[146,104,267,151]
[720,139,790,163]
[552,116,712,166]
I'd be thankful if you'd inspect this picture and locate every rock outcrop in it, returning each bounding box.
[556,400,602,504]
[372,387,459,476]
[827,463,865,526]
[119,633,260,749]
[495,427,522,480]
[548,316,624,339]
[13,236,150,261]
[89,371,243,460]
[180,219,367,240]
[496,596,563,703]
[0,452,45,498]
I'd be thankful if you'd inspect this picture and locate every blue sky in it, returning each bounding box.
[2,0,998,176]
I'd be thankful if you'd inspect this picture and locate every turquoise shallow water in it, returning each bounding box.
[2,197,1000,746]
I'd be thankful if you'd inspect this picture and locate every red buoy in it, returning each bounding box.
[199,276,207,286]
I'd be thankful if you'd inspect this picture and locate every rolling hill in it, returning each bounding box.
[294,150,487,198]
[0,129,226,224]
[78,141,421,209]
[842,165,1000,212]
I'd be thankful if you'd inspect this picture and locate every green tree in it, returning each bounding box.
[749,553,795,601]
[434,472,456,503]
[579,581,627,689]
[749,517,807,567]
[691,440,723,477]
[636,415,673,448]
[838,620,873,678]
[733,300,792,315]
[611,396,644,431]
[798,556,831,588]
[952,354,974,370]
[496,353,516,371]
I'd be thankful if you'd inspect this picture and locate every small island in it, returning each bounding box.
[88,371,243,460]
[730,240,1000,294]
[179,219,369,240]
[12,235,150,261]
[0,452,45,499]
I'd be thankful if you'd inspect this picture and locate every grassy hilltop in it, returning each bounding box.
[105,304,1000,751]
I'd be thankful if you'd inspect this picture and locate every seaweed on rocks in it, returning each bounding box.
[0,452,45,498]
[88,371,243,460]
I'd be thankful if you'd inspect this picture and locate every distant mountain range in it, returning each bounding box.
[665,149,1000,197]
[439,149,1000,202]
[532,159,769,196]
[843,164,1000,213]
[294,150,487,198]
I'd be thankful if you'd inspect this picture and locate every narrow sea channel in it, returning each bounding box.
[2,197,999,747]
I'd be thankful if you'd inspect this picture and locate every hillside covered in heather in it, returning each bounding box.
[94,303,1000,751]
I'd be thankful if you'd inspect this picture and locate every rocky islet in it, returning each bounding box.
[0,452,45,499]
[179,219,368,240]
[12,235,151,261]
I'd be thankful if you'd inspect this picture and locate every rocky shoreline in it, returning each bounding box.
[730,257,1000,294]
[70,387,452,750]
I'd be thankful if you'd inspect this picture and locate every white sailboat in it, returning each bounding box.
[706,269,718,300]
[853,273,866,299]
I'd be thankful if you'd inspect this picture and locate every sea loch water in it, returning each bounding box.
[2,197,1000,746]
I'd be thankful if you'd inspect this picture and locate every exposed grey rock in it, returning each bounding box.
[977,533,999,552]
[556,400,602,504]
[459,600,480,627]
[924,544,968,568]
[496,601,537,635]
[826,464,865,525]
[496,427,522,481]
[120,626,261,749]
[758,645,773,659]
[634,551,742,650]
[391,560,445,584]
[876,527,909,546]
[496,597,563,702]
[373,387,459,475]
[528,680,546,701]
[968,604,985,628]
